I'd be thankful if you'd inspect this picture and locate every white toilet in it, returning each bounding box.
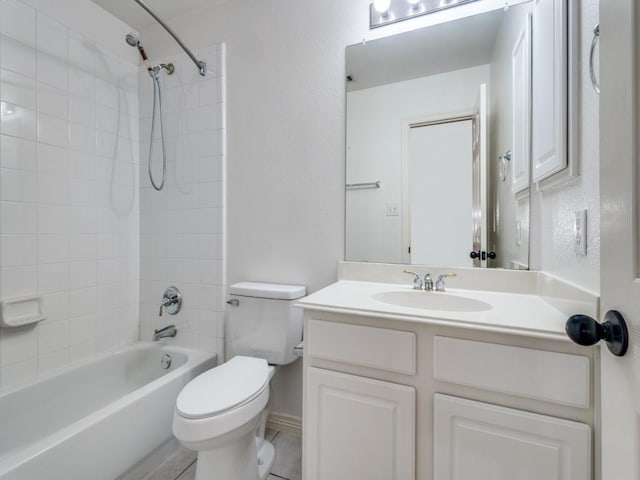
[172,282,306,480]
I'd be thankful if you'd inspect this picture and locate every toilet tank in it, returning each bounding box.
[227,282,306,365]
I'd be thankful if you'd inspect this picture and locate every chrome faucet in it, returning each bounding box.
[153,324,177,341]
[435,273,457,292]
[423,273,434,292]
[404,270,423,290]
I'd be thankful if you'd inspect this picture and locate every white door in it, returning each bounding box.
[408,119,473,266]
[304,367,415,480]
[599,0,640,478]
[433,394,591,480]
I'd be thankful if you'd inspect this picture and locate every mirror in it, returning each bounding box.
[345,2,534,269]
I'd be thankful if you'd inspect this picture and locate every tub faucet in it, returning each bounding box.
[153,324,177,341]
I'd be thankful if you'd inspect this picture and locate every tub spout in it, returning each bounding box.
[153,324,177,341]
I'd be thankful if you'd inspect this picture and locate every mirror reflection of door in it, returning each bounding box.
[407,119,473,267]
[403,83,487,268]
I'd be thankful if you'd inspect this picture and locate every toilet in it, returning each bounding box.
[172,282,306,480]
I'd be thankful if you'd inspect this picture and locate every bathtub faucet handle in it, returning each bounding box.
[159,286,182,317]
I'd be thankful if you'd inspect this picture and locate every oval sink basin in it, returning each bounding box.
[372,291,492,312]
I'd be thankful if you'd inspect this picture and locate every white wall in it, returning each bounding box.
[141,0,601,418]
[0,0,139,389]
[346,65,489,263]
[138,45,226,356]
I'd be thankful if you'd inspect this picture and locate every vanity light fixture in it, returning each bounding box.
[373,0,392,16]
[370,0,479,29]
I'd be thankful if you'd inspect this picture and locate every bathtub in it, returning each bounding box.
[0,342,216,480]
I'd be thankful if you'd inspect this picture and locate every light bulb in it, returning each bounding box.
[373,0,391,13]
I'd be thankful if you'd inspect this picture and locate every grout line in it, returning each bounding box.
[269,474,289,480]
[174,458,197,480]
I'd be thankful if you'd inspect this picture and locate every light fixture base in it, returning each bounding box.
[370,0,480,29]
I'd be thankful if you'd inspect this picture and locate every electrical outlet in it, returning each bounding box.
[574,210,587,255]
[386,202,400,216]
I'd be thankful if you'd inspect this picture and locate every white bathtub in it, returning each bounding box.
[0,342,216,480]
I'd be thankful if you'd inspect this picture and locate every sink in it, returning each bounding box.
[372,291,492,312]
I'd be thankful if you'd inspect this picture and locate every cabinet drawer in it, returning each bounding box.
[307,319,416,375]
[433,336,590,407]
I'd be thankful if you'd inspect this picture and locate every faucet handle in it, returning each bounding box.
[403,270,423,290]
[435,273,457,292]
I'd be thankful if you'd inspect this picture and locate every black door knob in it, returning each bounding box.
[470,251,481,259]
[487,251,497,259]
[565,310,628,356]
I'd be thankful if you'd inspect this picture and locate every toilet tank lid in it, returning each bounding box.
[229,282,306,300]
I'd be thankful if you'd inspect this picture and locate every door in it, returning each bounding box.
[433,395,591,480]
[304,367,415,480]
[599,0,640,478]
[407,119,473,267]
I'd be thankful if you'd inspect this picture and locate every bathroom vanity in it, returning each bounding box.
[299,264,598,480]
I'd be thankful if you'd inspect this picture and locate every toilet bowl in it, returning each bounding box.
[173,356,276,480]
[172,282,306,480]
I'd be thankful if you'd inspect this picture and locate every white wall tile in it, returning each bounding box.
[0,35,36,78]
[0,0,36,47]
[0,0,140,390]
[0,105,37,140]
[38,82,68,120]
[0,135,37,171]
[37,52,68,90]
[0,168,37,202]
[1,68,37,110]
[0,265,37,298]
[38,112,68,147]
[1,201,38,233]
[37,14,67,59]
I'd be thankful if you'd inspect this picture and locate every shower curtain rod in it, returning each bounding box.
[131,0,207,76]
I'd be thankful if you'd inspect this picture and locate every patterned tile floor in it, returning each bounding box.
[143,429,301,480]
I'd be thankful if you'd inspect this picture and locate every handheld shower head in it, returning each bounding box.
[125,33,139,47]
[125,33,148,61]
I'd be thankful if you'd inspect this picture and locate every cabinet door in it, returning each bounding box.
[305,367,415,480]
[531,0,567,182]
[434,394,591,480]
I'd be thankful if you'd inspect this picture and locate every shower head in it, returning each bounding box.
[125,33,148,61]
[125,33,139,47]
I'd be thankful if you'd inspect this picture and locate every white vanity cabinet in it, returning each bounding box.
[301,310,596,480]
[303,319,417,480]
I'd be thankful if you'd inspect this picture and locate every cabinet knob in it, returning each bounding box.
[565,310,628,356]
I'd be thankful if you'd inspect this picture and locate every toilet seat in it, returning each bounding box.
[176,356,270,420]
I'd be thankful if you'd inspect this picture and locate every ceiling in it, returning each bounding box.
[90,0,229,31]
[346,8,504,91]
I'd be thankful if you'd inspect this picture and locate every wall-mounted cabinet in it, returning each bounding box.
[531,0,569,183]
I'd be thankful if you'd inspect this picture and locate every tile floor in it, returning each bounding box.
[142,429,301,480]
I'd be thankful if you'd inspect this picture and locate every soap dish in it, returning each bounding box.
[0,296,46,328]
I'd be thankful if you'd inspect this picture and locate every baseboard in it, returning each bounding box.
[267,413,303,437]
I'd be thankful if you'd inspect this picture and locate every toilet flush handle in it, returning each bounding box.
[226,299,239,307]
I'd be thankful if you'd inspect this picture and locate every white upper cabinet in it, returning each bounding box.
[511,16,532,193]
[531,0,568,183]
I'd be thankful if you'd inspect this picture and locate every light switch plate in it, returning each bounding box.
[573,210,587,255]
[386,202,400,216]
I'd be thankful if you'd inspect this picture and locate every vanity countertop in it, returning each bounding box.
[297,280,580,341]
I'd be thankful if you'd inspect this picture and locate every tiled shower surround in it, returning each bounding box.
[138,46,226,355]
[0,0,226,389]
